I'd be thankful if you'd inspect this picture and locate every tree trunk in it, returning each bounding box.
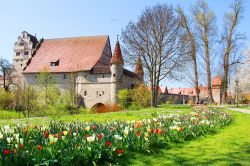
[192,45,200,104]
[193,57,200,104]
[222,53,229,104]
[205,41,214,103]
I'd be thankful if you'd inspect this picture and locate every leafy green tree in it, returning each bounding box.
[130,84,151,108]
[37,66,55,109]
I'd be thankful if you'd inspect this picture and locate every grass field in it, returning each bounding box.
[125,110,250,165]
[0,104,192,125]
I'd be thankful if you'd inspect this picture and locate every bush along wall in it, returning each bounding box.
[0,107,232,165]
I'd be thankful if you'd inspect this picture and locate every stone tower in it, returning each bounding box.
[134,56,144,83]
[12,31,38,86]
[110,40,124,104]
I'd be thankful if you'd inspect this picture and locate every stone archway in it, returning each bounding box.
[91,103,108,113]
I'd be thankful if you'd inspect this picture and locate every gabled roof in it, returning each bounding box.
[23,36,109,73]
[21,31,38,48]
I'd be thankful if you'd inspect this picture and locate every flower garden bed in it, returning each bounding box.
[0,107,232,165]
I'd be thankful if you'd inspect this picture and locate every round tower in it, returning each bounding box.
[134,56,144,83]
[110,40,124,104]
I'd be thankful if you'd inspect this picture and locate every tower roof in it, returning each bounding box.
[135,57,144,75]
[212,76,222,86]
[110,40,124,64]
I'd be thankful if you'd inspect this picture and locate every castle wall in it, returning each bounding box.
[24,71,114,108]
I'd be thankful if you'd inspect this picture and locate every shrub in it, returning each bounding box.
[118,89,131,109]
[130,84,151,108]
[166,96,175,104]
[65,105,79,115]
[0,89,14,109]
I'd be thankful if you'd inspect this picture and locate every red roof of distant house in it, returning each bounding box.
[212,76,222,86]
[168,87,198,96]
[110,41,124,64]
[23,36,109,73]
[0,76,9,80]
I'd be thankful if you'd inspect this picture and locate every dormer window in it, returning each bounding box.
[50,60,59,66]
[16,52,20,56]
[19,42,24,46]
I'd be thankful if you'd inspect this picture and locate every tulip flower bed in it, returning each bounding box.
[0,107,231,165]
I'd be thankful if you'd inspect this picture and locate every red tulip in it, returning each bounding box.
[37,145,43,150]
[150,129,155,133]
[54,133,59,138]
[92,125,97,130]
[23,128,27,133]
[155,128,161,134]
[98,134,103,139]
[117,149,122,156]
[135,131,141,137]
[20,144,24,149]
[106,141,112,147]
[44,131,49,138]
[85,134,89,138]
[3,149,11,155]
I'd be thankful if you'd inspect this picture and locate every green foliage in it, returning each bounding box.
[19,86,41,118]
[130,84,151,108]
[166,96,175,104]
[118,89,131,109]
[0,89,14,109]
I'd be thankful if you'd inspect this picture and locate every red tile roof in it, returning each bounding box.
[110,41,124,64]
[212,76,222,86]
[168,87,198,96]
[0,76,8,80]
[23,36,109,73]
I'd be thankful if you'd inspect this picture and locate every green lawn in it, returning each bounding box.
[125,110,250,165]
[0,104,192,125]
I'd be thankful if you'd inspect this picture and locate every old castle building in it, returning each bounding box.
[13,31,143,108]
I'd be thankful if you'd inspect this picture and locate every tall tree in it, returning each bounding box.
[221,0,244,104]
[177,7,200,103]
[192,0,216,103]
[37,66,55,109]
[121,3,186,107]
[0,57,13,91]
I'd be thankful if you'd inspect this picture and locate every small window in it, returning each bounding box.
[16,60,19,62]
[24,51,29,55]
[16,52,20,56]
[63,74,68,79]
[50,60,59,66]
[19,43,24,46]
[102,91,104,95]
[20,64,23,67]
[84,91,87,96]
[34,75,37,78]
[96,91,98,95]
[102,74,105,78]
[113,74,116,77]
[85,74,88,78]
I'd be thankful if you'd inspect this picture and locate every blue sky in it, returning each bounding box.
[0,0,249,87]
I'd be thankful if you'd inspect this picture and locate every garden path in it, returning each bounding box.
[227,107,250,114]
